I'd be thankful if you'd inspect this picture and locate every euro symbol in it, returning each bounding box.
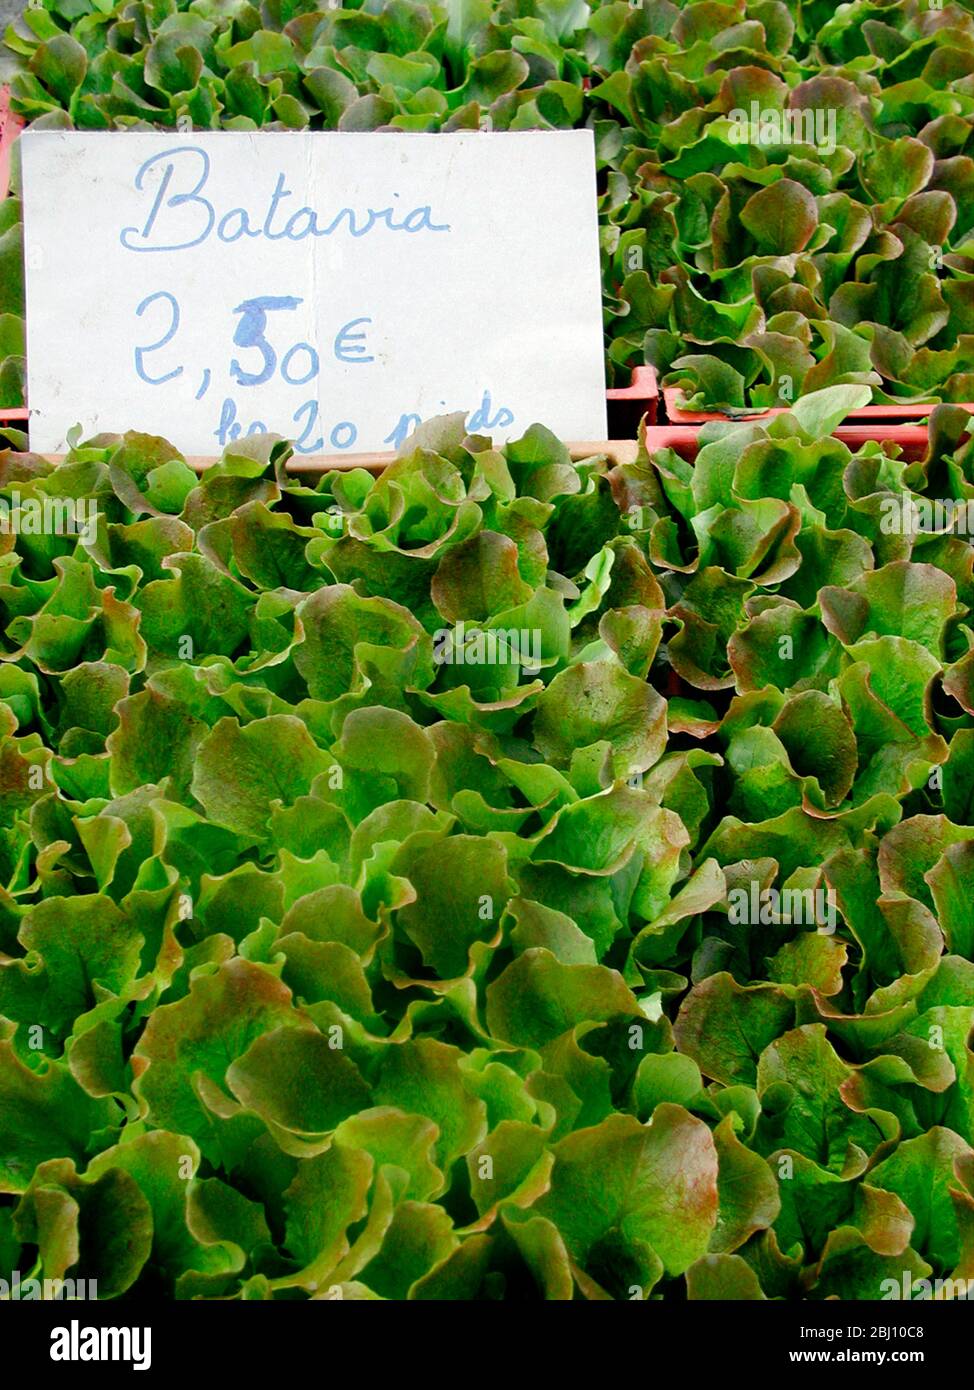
[334,317,374,364]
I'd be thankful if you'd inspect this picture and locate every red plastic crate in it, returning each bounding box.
[643,421,940,464]
[606,364,657,435]
[662,384,973,427]
[0,85,22,200]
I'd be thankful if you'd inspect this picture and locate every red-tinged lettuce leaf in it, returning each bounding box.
[686,1252,766,1299]
[808,1227,932,1300]
[867,1127,973,1271]
[13,1156,152,1294]
[533,657,667,777]
[486,948,640,1049]
[536,1107,719,1291]
[393,832,512,979]
[226,1026,372,1143]
[131,958,304,1155]
[820,560,958,659]
[85,1130,260,1291]
[0,894,144,1039]
[711,1113,781,1254]
[756,1024,898,1170]
[334,1108,444,1203]
[674,973,796,1087]
[373,1037,488,1171]
[135,552,253,659]
[293,584,434,711]
[740,179,819,255]
[191,715,332,844]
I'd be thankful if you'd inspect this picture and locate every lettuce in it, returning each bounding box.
[5,0,974,405]
[0,388,972,1299]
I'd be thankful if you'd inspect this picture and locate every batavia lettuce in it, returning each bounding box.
[0,384,971,1299]
[3,0,974,410]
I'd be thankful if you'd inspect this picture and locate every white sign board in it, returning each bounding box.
[20,130,606,455]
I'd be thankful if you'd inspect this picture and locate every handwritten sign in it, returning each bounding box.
[20,130,606,454]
